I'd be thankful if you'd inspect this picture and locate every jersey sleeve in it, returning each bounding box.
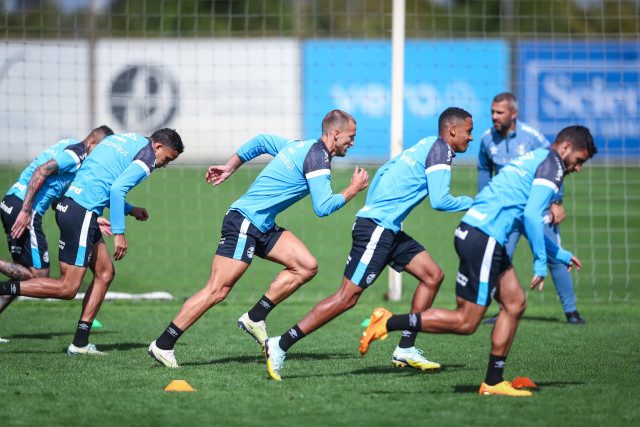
[303,143,346,217]
[426,142,473,212]
[523,153,565,277]
[109,145,156,234]
[236,134,290,162]
[53,142,88,174]
[477,141,493,191]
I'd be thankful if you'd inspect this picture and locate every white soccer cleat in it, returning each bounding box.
[0,337,8,343]
[67,343,106,356]
[391,346,441,371]
[238,312,268,347]
[148,340,179,368]
[265,337,286,382]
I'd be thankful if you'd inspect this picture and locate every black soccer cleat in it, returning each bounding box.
[565,311,586,325]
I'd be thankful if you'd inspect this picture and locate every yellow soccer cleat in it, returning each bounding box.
[359,307,392,355]
[479,381,533,397]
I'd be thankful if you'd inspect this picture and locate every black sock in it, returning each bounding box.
[398,330,418,348]
[278,325,305,352]
[156,322,183,350]
[485,354,507,386]
[386,313,421,332]
[247,295,276,322]
[0,280,20,296]
[72,321,92,347]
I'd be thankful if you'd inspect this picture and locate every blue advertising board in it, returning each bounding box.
[302,40,509,162]
[518,41,640,159]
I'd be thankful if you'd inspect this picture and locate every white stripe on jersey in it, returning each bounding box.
[305,169,330,179]
[133,159,151,177]
[425,164,451,175]
[480,236,497,283]
[64,148,82,170]
[360,226,385,265]
[532,178,559,193]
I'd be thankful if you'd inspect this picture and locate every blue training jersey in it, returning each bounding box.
[65,133,157,234]
[357,136,473,233]
[6,139,89,216]
[229,134,346,232]
[463,148,573,277]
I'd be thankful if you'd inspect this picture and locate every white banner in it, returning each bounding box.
[94,39,301,163]
[0,41,91,162]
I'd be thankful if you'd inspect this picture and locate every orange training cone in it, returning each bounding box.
[512,376,537,389]
[164,380,195,392]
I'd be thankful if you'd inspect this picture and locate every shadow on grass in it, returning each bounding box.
[481,315,561,325]
[453,380,585,394]
[182,351,354,367]
[7,331,115,340]
[348,363,466,376]
[98,342,148,351]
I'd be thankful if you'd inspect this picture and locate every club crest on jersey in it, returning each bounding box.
[490,146,498,155]
[516,144,528,156]
[247,245,255,259]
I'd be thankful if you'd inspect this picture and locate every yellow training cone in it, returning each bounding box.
[164,380,195,392]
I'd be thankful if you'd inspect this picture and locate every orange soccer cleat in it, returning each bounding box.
[511,376,537,390]
[479,381,533,397]
[358,307,393,355]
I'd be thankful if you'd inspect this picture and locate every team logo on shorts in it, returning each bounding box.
[59,240,66,250]
[346,255,351,265]
[219,237,225,245]
[247,245,255,259]
[456,271,468,287]
[366,273,377,285]
[43,251,49,263]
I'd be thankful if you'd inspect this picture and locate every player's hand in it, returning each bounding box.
[567,254,582,272]
[10,210,31,239]
[549,203,566,224]
[113,234,128,261]
[129,207,149,221]
[350,166,369,193]
[97,217,113,236]
[206,165,233,186]
[529,275,545,291]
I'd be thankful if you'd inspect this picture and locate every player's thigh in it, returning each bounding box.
[55,197,100,268]
[207,254,251,290]
[454,223,511,307]
[264,230,316,271]
[343,218,395,288]
[396,234,442,284]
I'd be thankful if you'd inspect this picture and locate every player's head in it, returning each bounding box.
[321,109,357,158]
[491,92,518,136]
[149,128,184,168]
[553,125,597,174]
[84,125,115,154]
[438,107,473,153]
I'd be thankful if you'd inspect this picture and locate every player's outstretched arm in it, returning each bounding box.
[11,159,59,239]
[307,166,368,217]
[205,154,243,186]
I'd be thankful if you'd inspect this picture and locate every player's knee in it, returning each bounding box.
[208,286,232,305]
[298,259,318,283]
[430,268,444,288]
[457,313,481,335]
[95,265,115,285]
[59,284,80,300]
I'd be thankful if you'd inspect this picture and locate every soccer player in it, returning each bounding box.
[263,107,475,381]
[0,129,184,354]
[147,109,368,368]
[479,92,585,324]
[359,125,597,397]
[0,126,114,341]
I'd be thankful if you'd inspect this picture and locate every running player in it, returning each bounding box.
[263,107,474,381]
[359,125,597,397]
[0,129,184,354]
[148,109,368,368]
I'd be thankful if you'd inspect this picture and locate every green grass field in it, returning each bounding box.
[1,164,639,425]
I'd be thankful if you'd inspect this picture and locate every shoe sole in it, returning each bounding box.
[264,341,282,382]
[147,349,179,368]
[392,358,441,370]
[238,320,267,350]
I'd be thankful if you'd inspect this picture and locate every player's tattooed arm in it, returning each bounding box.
[10,159,59,239]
